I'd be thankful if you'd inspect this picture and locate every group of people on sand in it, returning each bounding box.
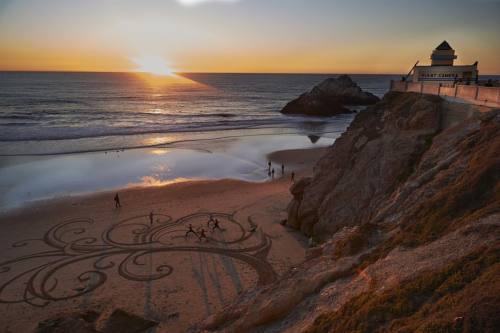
[184,215,224,242]
[113,192,260,242]
[267,162,295,182]
[114,194,225,242]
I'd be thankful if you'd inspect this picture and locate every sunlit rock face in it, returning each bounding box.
[289,91,442,236]
[313,75,380,106]
[280,75,380,117]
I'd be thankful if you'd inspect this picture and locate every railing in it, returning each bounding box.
[390,81,500,108]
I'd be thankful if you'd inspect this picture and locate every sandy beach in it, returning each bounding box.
[0,146,326,332]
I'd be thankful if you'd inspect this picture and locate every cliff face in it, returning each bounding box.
[200,92,500,333]
[288,92,443,237]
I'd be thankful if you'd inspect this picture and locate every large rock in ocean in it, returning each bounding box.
[281,74,380,117]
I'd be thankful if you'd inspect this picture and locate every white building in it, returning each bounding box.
[409,41,478,85]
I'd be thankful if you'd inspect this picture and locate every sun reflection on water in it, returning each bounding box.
[150,149,170,155]
[134,72,208,90]
[128,176,194,188]
[142,137,177,147]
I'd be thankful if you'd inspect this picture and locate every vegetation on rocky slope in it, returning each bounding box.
[306,247,500,333]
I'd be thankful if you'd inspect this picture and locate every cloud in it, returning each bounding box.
[176,0,240,6]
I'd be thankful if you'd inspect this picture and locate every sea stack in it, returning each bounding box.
[280,74,380,117]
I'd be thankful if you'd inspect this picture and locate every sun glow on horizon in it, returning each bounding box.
[131,55,174,76]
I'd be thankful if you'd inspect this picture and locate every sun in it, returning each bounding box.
[131,55,174,76]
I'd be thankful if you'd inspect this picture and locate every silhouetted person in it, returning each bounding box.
[149,211,154,225]
[114,193,121,208]
[211,218,222,231]
[268,161,271,172]
[198,228,207,241]
[271,168,275,179]
[281,164,285,175]
[291,172,295,182]
[207,215,215,227]
[185,224,197,238]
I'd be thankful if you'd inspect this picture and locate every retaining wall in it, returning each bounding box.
[390,81,500,108]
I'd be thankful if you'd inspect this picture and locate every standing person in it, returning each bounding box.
[268,161,272,173]
[281,164,285,175]
[291,172,295,182]
[271,168,275,179]
[211,218,222,231]
[185,224,197,239]
[149,211,154,225]
[114,193,121,208]
[198,228,208,241]
[207,215,215,228]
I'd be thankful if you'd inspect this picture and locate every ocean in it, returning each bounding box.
[0,73,398,154]
[0,73,398,209]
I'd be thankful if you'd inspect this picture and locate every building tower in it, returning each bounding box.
[430,41,457,66]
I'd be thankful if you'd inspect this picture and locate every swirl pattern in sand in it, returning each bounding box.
[0,212,276,307]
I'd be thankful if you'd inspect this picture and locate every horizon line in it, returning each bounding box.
[0,69,403,75]
[2,70,500,76]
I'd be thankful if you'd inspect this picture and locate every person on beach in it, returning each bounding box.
[207,215,215,227]
[198,228,208,241]
[281,164,285,175]
[268,161,272,172]
[185,224,197,238]
[211,218,222,231]
[114,193,121,208]
[291,172,295,182]
[149,211,154,225]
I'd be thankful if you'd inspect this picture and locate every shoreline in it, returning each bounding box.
[0,133,336,212]
[1,145,325,217]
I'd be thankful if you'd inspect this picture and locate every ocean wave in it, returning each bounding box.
[0,115,352,142]
[0,127,349,157]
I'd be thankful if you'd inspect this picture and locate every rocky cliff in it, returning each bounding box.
[200,92,500,332]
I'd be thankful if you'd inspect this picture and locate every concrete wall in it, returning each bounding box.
[476,87,500,105]
[390,81,500,108]
[440,86,456,97]
[407,82,422,93]
[422,84,440,95]
[391,81,406,92]
[457,86,477,100]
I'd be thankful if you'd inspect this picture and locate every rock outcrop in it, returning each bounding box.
[35,309,158,333]
[198,92,500,332]
[280,75,380,117]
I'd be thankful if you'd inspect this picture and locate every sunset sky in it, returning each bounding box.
[0,0,499,74]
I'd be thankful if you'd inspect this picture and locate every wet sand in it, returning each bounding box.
[267,147,328,173]
[0,146,327,332]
